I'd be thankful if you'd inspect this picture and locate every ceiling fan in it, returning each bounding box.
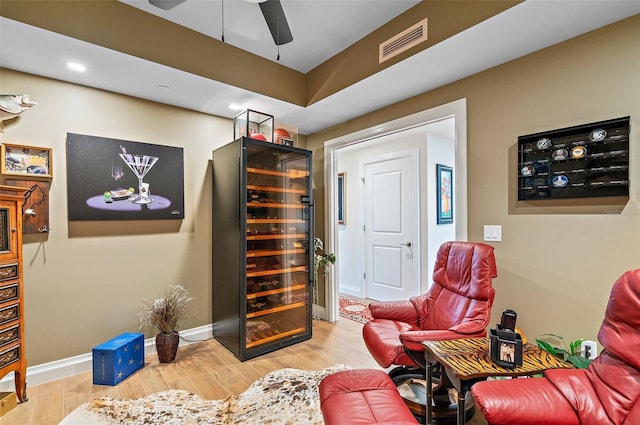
[148,0,293,46]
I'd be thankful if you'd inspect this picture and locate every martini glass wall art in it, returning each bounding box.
[119,153,159,204]
[66,132,184,221]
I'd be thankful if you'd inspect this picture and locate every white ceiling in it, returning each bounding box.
[1,1,639,135]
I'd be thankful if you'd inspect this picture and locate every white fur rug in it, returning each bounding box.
[59,365,348,425]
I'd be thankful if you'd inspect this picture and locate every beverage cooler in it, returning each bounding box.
[212,137,313,360]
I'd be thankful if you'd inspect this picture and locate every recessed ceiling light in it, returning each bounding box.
[229,103,243,111]
[67,62,86,72]
[157,84,171,90]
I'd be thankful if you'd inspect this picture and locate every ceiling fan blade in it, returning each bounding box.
[259,0,293,46]
[148,0,186,10]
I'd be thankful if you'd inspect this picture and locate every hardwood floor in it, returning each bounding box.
[1,318,487,425]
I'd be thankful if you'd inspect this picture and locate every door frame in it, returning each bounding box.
[323,98,468,322]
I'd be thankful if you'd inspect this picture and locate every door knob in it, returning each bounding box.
[401,242,412,247]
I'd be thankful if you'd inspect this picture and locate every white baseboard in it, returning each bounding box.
[314,305,327,321]
[0,324,213,391]
[338,284,363,299]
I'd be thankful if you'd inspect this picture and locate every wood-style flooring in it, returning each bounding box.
[0,318,488,425]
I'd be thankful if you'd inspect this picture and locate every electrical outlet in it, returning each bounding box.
[581,340,598,360]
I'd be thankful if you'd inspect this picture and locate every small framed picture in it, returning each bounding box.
[1,143,52,178]
[337,172,346,224]
[499,341,516,364]
[436,164,453,224]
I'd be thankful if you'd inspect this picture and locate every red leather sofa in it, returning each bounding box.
[471,268,640,425]
[319,369,418,425]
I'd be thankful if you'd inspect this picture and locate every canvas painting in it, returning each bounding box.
[66,133,184,220]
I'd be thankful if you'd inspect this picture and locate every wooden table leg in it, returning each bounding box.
[426,363,433,424]
[457,387,466,425]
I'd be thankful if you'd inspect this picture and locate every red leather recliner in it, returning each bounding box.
[471,268,640,425]
[362,241,498,369]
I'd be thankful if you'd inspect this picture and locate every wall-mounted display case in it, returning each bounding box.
[518,116,630,200]
[212,137,313,361]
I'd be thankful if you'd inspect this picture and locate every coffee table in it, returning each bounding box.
[423,337,572,425]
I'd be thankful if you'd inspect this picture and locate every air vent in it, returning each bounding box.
[379,18,428,63]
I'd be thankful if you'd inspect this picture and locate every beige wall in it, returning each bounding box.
[0,69,233,365]
[308,15,640,346]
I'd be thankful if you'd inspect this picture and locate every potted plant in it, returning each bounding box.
[535,333,592,369]
[313,238,336,321]
[314,237,336,280]
[138,285,194,363]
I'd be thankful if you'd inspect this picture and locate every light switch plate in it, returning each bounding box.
[483,225,502,242]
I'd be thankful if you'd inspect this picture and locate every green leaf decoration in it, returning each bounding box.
[567,355,592,369]
[536,339,556,355]
[569,339,585,356]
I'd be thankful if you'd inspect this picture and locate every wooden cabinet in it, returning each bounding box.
[0,185,27,402]
[212,138,313,361]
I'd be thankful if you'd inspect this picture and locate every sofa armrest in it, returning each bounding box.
[399,329,469,351]
[369,300,419,326]
[448,321,488,335]
[471,377,580,425]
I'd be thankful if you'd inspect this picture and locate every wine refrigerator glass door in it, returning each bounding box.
[244,142,312,354]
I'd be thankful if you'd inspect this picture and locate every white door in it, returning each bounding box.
[363,153,416,301]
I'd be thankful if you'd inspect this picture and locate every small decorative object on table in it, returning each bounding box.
[234,109,274,143]
[489,309,523,369]
[138,285,194,363]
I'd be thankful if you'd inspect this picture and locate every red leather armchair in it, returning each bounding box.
[362,241,498,370]
[471,268,640,425]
